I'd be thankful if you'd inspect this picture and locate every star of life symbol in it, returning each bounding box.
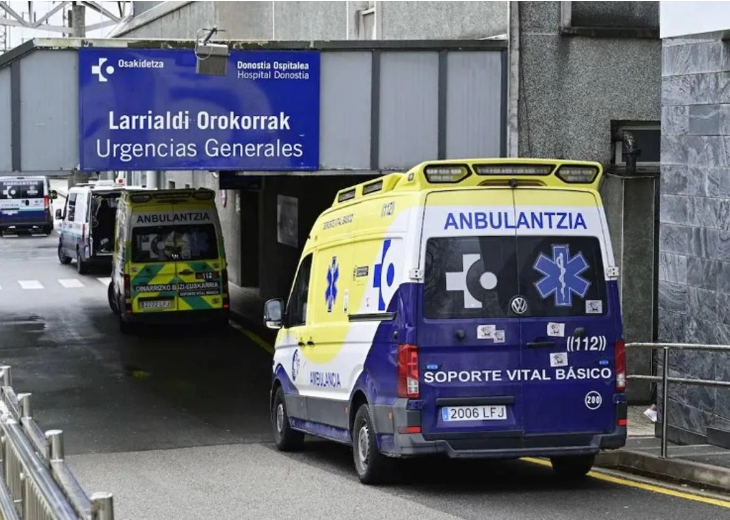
[91,57,115,82]
[325,256,339,313]
[533,245,590,307]
[445,254,498,309]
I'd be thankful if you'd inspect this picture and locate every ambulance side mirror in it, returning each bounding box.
[50,190,58,200]
[264,299,284,329]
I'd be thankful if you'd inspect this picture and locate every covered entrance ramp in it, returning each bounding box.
[0,36,507,309]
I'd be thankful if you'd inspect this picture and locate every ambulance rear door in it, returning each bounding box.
[513,188,619,436]
[128,203,179,313]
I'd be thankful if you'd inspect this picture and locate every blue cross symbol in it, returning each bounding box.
[533,244,591,307]
[373,239,395,311]
[325,256,339,312]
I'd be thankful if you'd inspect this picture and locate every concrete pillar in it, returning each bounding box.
[600,173,658,404]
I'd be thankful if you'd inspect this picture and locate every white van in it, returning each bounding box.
[56,180,148,273]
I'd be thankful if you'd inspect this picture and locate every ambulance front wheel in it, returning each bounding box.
[272,386,304,452]
[58,243,71,265]
[353,404,393,485]
[550,454,595,480]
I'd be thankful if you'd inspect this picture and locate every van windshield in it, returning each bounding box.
[423,235,607,319]
[131,224,218,263]
[0,180,44,199]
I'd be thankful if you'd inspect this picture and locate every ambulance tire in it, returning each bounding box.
[550,455,595,480]
[353,404,393,485]
[43,225,52,235]
[58,243,71,265]
[108,282,118,313]
[272,386,304,452]
[76,250,89,275]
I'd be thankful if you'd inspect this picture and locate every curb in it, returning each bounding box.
[596,449,730,493]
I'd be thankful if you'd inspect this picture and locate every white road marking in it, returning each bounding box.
[98,277,112,286]
[58,278,84,288]
[18,280,43,290]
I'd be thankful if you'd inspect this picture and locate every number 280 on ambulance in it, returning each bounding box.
[263,158,627,485]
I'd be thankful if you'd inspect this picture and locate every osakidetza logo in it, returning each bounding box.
[90,56,165,82]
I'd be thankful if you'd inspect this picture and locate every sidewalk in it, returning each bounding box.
[597,407,730,493]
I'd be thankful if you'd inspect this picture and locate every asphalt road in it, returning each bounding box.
[1,208,730,520]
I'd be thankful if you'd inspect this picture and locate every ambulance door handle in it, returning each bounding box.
[527,341,556,348]
[306,340,315,347]
[298,341,306,348]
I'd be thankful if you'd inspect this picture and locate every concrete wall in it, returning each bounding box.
[659,34,730,441]
[117,1,508,40]
[517,2,662,402]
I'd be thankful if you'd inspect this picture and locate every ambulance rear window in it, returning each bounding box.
[0,180,44,199]
[424,235,607,319]
[131,224,218,263]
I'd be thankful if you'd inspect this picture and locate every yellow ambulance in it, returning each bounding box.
[108,188,230,334]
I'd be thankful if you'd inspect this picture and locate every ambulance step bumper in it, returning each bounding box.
[390,429,627,459]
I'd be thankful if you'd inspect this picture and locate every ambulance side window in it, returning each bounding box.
[66,193,77,221]
[286,254,313,328]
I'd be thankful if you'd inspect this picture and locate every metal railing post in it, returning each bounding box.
[661,346,669,458]
[91,491,114,520]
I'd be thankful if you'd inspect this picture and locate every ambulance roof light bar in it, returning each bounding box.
[473,164,553,176]
[423,164,471,183]
[555,165,599,184]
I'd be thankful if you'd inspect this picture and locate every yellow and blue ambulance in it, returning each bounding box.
[264,158,627,484]
[109,188,230,334]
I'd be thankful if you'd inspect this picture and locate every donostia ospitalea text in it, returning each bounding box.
[94,58,311,163]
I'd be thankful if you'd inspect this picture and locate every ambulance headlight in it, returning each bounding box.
[556,166,599,184]
[474,164,552,176]
[423,165,470,183]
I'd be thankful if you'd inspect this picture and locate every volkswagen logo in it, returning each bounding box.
[510,296,528,315]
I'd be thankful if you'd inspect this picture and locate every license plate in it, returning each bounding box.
[140,299,173,310]
[441,405,507,422]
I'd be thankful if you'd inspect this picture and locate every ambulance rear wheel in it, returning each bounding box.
[58,243,71,265]
[550,455,595,480]
[272,386,304,452]
[76,250,89,274]
[108,282,118,313]
[353,404,393,485]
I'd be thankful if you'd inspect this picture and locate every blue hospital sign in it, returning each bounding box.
[78,48,320,171]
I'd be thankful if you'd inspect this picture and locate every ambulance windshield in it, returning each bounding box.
[131,224,218,263]
[0,180,44,200]
[423,235,607,319]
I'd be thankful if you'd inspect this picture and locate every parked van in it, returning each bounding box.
[0,175,56,236]
[264,158,626,484]
[108,188,230,334]
[57,180,144,273]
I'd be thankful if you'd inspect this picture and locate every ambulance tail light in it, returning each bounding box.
[123,274,131,299]
[615,339,626,392]
[44,196,50,210]
[397,344,419,398]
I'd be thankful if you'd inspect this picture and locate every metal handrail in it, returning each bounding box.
[0,366,114,520]
[626,342,730,459]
